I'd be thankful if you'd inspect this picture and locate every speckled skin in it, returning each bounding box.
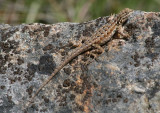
[25,8,133,108]
[1,10,160,113]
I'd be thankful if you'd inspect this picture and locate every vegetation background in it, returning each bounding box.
[0,0,159,25]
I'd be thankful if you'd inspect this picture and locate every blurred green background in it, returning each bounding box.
[0,0,159,25]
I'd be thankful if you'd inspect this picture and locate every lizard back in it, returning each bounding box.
[24,8,133,109]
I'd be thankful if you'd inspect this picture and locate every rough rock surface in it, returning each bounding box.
[0,10,160,113]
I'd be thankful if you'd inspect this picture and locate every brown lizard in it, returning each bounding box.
[25,8,133,108]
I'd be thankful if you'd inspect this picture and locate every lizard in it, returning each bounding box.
[24,8,133,108]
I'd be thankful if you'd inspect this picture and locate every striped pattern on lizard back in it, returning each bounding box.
[24,8,133,109]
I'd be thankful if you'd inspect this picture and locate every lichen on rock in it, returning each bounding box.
[0,10,160,113]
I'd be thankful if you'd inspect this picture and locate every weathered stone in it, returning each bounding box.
[0,10,160,113]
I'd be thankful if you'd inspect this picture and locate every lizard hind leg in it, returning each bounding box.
[92,44,104,53]
[84,51,100,63]
[85,44,104,61]
[85,51,97,58]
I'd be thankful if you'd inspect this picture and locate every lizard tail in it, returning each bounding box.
[24,68,60,109]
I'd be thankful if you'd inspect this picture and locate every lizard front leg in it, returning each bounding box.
[117,25,130,39]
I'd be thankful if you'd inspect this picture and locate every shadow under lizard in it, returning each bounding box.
[25,8,134,108]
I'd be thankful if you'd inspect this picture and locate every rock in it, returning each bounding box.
[0,9,160,113]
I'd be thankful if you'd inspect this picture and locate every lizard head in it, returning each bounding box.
[117,8,133,25]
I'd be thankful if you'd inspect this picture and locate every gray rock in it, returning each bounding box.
[0,10,160,113]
